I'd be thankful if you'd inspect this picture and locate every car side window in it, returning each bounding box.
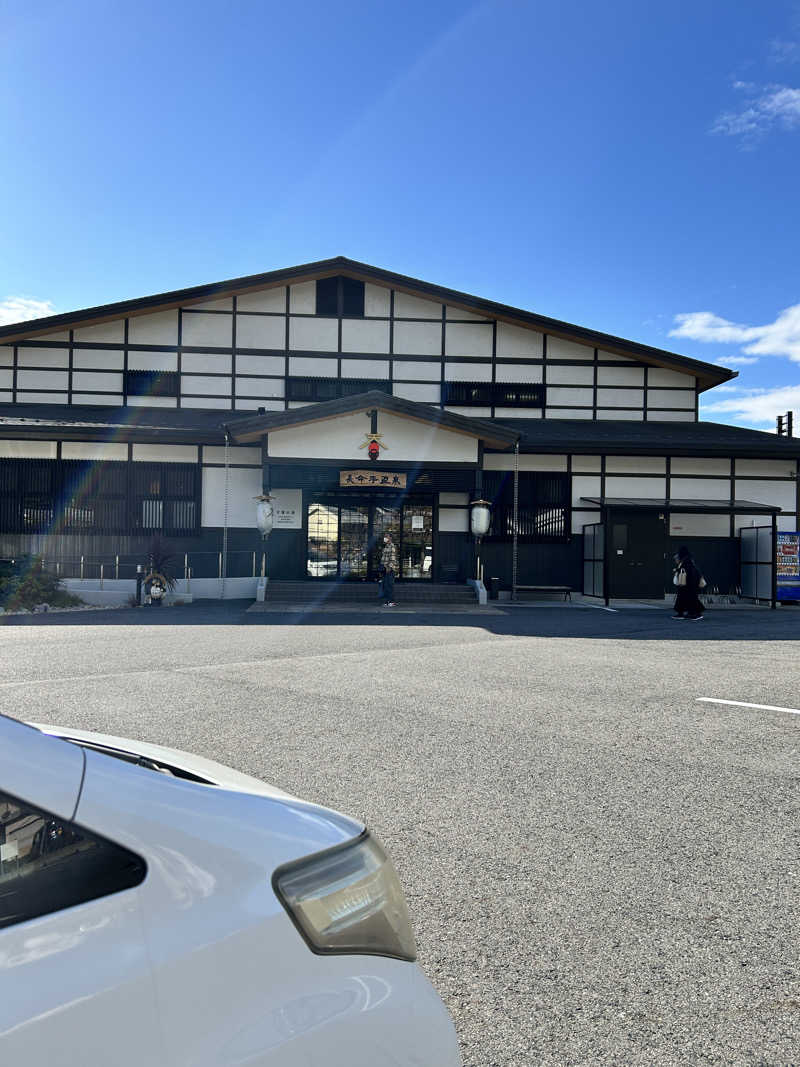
[0,789,146,929]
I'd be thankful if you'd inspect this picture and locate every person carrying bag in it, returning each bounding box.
[672,545,706,620]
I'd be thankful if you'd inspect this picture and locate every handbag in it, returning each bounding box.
[673,569,687,587]
[699,575,707,589]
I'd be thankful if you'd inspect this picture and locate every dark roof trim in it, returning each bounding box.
[582,497,781,513]
[0,256,734,391]
[226,390,519,449]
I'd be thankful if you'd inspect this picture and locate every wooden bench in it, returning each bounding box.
[513,585,572,601]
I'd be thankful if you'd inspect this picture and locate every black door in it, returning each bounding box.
[608,510,666,598]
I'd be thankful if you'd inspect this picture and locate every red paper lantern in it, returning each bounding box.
[367,440,380,461]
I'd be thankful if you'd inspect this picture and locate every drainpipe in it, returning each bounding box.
[221,429,231,600]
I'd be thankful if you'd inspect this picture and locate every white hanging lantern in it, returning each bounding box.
[255,495,274,540]
[470,499,491,538]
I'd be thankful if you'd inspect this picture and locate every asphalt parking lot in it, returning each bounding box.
[1,601,798,1066]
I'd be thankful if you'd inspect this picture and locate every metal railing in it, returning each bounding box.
[1,551,268,585]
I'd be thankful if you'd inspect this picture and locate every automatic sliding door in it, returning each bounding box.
[340,506,369,579]
[401,504,433,579]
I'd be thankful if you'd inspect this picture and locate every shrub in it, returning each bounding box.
[0,557,83,612]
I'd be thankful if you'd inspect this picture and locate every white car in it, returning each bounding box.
[0,714,461,1066]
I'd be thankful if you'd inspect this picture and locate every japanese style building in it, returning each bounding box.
[1,256,798,602]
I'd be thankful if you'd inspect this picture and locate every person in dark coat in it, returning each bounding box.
[672,545,704,620]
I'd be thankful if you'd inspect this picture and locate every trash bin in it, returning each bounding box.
[486,576,500,600]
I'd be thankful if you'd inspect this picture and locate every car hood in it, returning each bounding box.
[30,723,296,801]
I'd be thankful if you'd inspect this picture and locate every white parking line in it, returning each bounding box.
[697,697,800,716]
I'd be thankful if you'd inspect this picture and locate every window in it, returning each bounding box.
[286,377,391,402]
[315,276,365,318]
[443,382,545,408]
[125,369,179,398]
[0,459,199,536]
[483,471,569,541]
[0,789,146,929]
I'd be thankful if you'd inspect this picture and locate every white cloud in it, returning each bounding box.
[701,384,800,428]
[712,82,800,144]
[0,296,57,327]
[670,304,800,362]
[716,355,760,365]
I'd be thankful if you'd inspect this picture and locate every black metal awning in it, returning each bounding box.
[581,497,782,514]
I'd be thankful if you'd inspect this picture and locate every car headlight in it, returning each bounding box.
[272,831,417,961]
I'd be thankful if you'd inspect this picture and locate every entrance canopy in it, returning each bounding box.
[581,497,781,514]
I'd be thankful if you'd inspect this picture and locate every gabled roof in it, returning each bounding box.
[226,390,519,450]
[0,256,734,392]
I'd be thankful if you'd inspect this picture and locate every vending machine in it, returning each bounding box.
[776,532,800,602]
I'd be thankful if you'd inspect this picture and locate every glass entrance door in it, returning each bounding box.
[307,495,433,580]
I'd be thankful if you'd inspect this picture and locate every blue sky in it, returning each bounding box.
[1,0,799,428]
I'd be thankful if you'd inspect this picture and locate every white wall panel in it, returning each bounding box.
[61,442,128,461]
[597,366,644,386]
[237,288,286,313]
[494,362,543,383]
[546,364,594,385]
[128,311,179,345]
[235,377,285,397]
[547,336,594,361]
[392,383,440,403]
[670,477,730,499]
[778,514,798,531]
[444,323,493,357]
[393,322,442,356]
[597,409,644,421]
[16,393,68,404]
[445,362,492,381]
[572,509,601,534]
[181,397,231,409]
[495,322,542,358]
[735,458,797,477]
[572,475,602,507]
[439,492,469,505]
[235,314,285,350]
[645,411,694,422]
[202,466,261,527]
[484,454,568,471]
[181,375,231,395]
[340,358,390,378]
[17,369,68,389]
[606,456,665,474]
[341,319,390,353]
[546,386,594,406]
[572,456,601,472]
[187,297,233,312]
[73,349,125,369]
[444,405,492,417]
[0,440,58,458]
[648,368,696,388]
[0,347,13,366]
[203,445,261,465]
[493,406,544,418]
[671,457,731,476]
[0,369,13,388]
[438,508,469,532]
[392,360,440,381]
[393,292,441,319]
[289,282,315,314]
[72,371,123,392]
[669,513,730,537]
[34,331,70,342]
[181,313,233,348]
[605,476,666,497]
[132,444,198,463]
[128,351,178,372]
[445,305,489,322]
[126,396,176,408]
[548,408,593,419]
[598,350,634,362]
[597,388,643,408]
[235,354,285,376]
[289,317,338,351]
[735,479,796,512]
[17,348,69,368]
[181,352,232,374]
[268,411,477,462]
[71,394,124,406]
[72,320,125,344]
[235,399,284,411]
[648,389,695,409]
[288,356,337,376]
[364,284,390,317]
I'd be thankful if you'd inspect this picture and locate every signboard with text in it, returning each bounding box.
[270,489,302,530]
[339,470,407,489]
